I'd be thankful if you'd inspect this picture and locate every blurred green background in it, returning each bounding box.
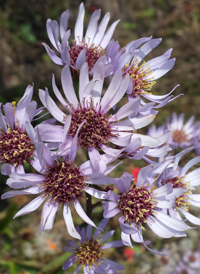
[0,0,200,273]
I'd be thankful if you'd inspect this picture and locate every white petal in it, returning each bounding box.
[74,3,85,43]
[74,200,97,228]
[63,204,81,239]
[61,65,79,108]
[85,187,106,199]
[14,195,46,218]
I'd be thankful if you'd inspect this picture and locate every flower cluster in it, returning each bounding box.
[148,113,200,154]
[1,3,200,274]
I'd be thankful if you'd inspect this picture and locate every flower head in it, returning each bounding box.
[103,162,190,254]
[38,61,159,159]
[160,147,200,226]
[108,37,178,105]
[0,85,40,175]
[183,250,200,269]
[62,219,124,273]
[1,121,116,239]
[166,113,195,149]
[43,3,119,73]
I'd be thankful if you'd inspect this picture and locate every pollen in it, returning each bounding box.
[123,59,156,97]
[118,184,156,228]
[69,38,105,72]
[43,159,86,204]
[165,176,192,211]
[0,125,34,166]
[75,238,103,267]
[68,100,113,149]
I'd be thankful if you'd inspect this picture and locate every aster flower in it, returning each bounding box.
[160,147,200,226]
[43,2,119,73]
[166,113,195,149]
[62,219,124,273]
[170,261,197,274]
[107,36,179,105]
[38,61,158,158]
[102,163,190,254]
[0,85,41,176]
[183,250,200,269]
[1,120,117,239]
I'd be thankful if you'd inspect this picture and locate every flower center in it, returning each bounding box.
[75,238,103,267]
[69,38,105,72]
[118,185,156,229]
[171,129,188,144]
[43,159,86,204]
[0,126,34,167]
[165,177,192,211]
[68,102,113,149]
[123,59,156,97]
[189,254,196,262]
[181,270,188,274]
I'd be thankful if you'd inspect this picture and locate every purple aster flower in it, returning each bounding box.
[171,261,197,274]
[43,3,119,72]
[1,120,117,239]
[107,37,179,105]
[102,162,189,255]
[62,219,124,273]
[166,113,195,149]
[183,250,200,269]
[160,147,200,226]
[38,61,158,158]
[0,85,42,176]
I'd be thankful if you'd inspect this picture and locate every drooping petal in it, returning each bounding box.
[147,216,179,238]
[85,187,106,199]
[42,43,64,65]
[74,200,97,229]
[121,232,133,248]
[153,211,188,231]
[119,216,137,235]
[42,201,59,232]
[40,200,58,233]
[63,204,81,240]
[14,195,46,218]
[180,209,200,225]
